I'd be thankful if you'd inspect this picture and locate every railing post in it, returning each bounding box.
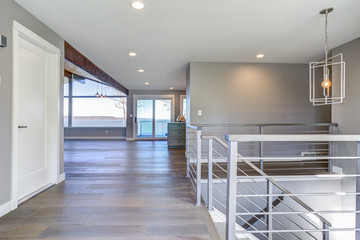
[207,138,213,210]
[259,125,264,171]
[322,222,329,240]
[356,141,360,240]
[328,125,333,173]
[196,129,202,206]
[267,179,273,240]
[226,140,238,240]
[185,126,189,178]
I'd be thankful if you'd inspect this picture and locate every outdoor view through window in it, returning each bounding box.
[64,77,127,127]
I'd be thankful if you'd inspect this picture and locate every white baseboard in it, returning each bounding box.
[57,173,65,183]
[64,136,126,140]
[126,138,135,141]
[0,200,13,217]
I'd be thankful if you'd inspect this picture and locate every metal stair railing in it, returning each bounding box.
[185,123,338,209]
[224,134,360,240]
[205,136,323,240]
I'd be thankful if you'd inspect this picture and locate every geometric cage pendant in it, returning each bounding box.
[309,53,345,106]
[309,7,346,106]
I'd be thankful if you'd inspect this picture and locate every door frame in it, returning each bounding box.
[133,95,175,140]
[11,21,61,209]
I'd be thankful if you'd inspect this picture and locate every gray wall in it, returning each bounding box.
[0,0,64,206]
[65,127,126,139]
[126,90,186,139]
[188,62,331,124]
[331,37,360,218]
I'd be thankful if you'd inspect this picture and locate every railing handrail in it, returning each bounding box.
[187,123,338,130]
[226,134,360,142]
[206,135,333,228]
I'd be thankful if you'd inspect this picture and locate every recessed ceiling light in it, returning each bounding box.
[169,87,174,90]
[130,1,144,10]
[256,54,265,59]
[138,69,144,73]
[145,82,150,85]
[129,52,136,57]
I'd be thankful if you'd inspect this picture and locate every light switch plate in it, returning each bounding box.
[197,110,202,116]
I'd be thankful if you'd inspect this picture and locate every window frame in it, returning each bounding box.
[64,77,127,128]
[180,94,187,118]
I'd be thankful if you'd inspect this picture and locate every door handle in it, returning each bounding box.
[18,125,28,129]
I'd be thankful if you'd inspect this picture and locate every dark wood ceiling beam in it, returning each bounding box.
[64,69,72,78]
[64,41,129,95]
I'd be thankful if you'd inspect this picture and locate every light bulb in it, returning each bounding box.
[321,69,332,97]
[95,92,100,97]
[321,78,332,88]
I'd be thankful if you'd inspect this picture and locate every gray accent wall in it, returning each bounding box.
[331,37,360,173]
[0,0,64,206]
[187,62,331,124]
[65,127,126,139]
[126,90,186,139]
[331,37,360,214]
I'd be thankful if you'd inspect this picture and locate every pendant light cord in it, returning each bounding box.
[324,10,329,69]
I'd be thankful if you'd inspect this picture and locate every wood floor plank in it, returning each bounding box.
[0,140,218,240]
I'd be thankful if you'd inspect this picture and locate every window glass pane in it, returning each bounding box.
[155,99,171,138]
[64,77,69,97]
[137,100,153,137]
[182,98,187,117]
[72,78,126,97]
[72,79,99,96]
[64,97,69,127]
[72,98,127,127]
[105,86,126,96]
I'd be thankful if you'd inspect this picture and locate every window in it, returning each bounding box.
[180,95,187,118]
[64,77,127,127]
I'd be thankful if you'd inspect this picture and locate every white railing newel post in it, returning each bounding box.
[328,125,334,173]
[226,140,238,240]
[207,138,213,210]
[267,179,273,240]
[259,125,264,171]
[196,129,202,206]
[186,126,190,178]
[356,141,360,240]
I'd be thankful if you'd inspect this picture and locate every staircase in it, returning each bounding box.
[186,123,360,240]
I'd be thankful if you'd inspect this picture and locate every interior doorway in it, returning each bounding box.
[12,21,61,207]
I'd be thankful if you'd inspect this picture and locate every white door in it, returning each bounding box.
[17,36,51,200]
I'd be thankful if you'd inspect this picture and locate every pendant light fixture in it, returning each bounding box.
[95,81,100,97]
[309,7,345,106]
[100,84,104,98]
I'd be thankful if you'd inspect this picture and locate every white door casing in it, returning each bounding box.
[133,95,175,140]
[12,21,61,208]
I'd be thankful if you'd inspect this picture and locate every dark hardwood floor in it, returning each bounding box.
[0,140,218,240]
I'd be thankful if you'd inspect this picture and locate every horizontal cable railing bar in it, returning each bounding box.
[226,134,360,142]
[236,174,360,179]
[189,123,338,130]
[236,192,360,197]
[237,228,360,234]
[236,210,360,216]
[237,156,360,161]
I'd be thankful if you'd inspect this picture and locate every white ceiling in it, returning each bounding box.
[15,0,360,90]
